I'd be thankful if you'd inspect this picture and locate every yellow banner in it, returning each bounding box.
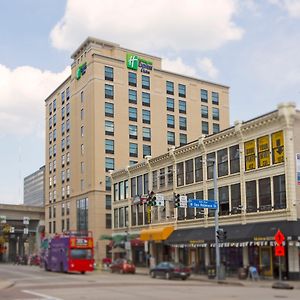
[245,140,256,170]
[245,155,256,170]
[245,140,255,155]
[272,131,284,164]
[257,135,269,152]
[257,135,270,167]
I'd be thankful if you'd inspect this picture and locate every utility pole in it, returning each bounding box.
[213,159,220,281]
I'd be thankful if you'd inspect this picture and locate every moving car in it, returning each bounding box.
[150,262,191,280]
[110,258,136,274]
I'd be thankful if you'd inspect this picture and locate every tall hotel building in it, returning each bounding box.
[45,37,230,259]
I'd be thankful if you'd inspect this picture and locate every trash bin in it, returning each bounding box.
[238,267,248,280]
[207,265,216,279]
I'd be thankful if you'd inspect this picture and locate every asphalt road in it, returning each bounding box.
[0,264,299,300]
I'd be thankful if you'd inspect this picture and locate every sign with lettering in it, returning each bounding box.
[76,62,87,80]
[188,199,218,209]
[126,53,153,74]
[272,131,284,164]
[245,140,256,171]
[257,135,270,167]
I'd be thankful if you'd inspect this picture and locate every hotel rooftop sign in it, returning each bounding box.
[126,53,153,74]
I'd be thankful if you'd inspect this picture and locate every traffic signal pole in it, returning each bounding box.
[213,159,220,281]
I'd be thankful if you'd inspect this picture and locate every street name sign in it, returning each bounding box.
[179,195,187,208]
[188,199,218,209]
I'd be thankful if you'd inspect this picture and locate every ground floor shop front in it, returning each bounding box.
[139,220,300,280]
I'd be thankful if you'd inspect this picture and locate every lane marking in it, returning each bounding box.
[22,290,63,300]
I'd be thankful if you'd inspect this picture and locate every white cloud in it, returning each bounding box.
[269,0,300,17]
[0,65,70,137]
[162,57,197,77]
[50,0,243,53]
[196,57,219,79]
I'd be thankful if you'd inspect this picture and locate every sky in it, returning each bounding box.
[0,0,299,205]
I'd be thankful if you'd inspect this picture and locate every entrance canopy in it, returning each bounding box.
[166,220,300,245]
[140,226,174,242]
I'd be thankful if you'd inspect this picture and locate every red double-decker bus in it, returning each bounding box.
[43,231,94,274]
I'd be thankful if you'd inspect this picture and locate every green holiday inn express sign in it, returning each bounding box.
[76,62,87,80]
[126,53,153,74]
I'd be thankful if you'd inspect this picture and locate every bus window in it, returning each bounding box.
[70,249,92,259]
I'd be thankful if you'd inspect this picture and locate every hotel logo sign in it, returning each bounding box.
[76,62,87,80]
[126,53,153,74]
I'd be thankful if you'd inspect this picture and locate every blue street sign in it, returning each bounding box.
[188,199,218,209]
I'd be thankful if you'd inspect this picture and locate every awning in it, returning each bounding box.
[166,220,300,245]
[140,226,174,241]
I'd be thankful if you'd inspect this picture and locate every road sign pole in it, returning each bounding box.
[213,159,220,281]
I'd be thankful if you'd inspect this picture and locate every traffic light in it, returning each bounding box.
[147,191,157,206]
[216,228,227,242]
[174,193,180,208]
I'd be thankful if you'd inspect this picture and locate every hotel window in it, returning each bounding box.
[49,117,52,129]
[105,102,114,117]
[206,152,215,180]
[106,176,111,191]
[177,162,184,187]
[105,139,114,154]
[166,81,174,95]
[105,157,115,172]
[61,138,65,151]
[49,207,52,219]
[129,160,137,166]
[179,116,187,130]
[201,89,208,102]
[81,179,85,191]
[105,120,114,136]
[167,166,173,187]
[131,177,137,197]
[106,214,112,229]
[49,147,52,158]
[212,107,219,120]
[143,145,151,158]
[212,92,219,105]
[202,121,209,135]
[61,219,65,232]
[213,123,220,133]
[53,160,56,171]
[53,145,56,157]
[66,202,70,215]
[53,99,57,111]
[142,92,150,106]
[142,75,150,89]
[219,186,229,216]
[152,171,158,190]
[49,161,52,173]
[129,89,137,104]
[61,170,65,182]
[66,87,70,100]
[49,191,53,203]
[49,102,52,115]
[142,109,150,124]
[167,114,175,128]
[129,124,138,139]
[105,84,114,99]
[49,177,52,188]
[81,126,84,137]
[81,144,84,155]
[259,178,271,211]
[105,66,113,81]
[66,168,70,180]
[53,129,57,141]
[231,183,241,214]
[66,135,70,148]
[106,195,112,209]
[185,159,194,184]
[128,72,137,87]
[62,187,65,198]
[180,133,187,146]
[201,105,208,118]
[49,132,52,143]
[217,148,228,177]
[61,91,65,104]
[230,145,240,174]
[61,154,65,166]
[80,91,84,103]
[167,98,174,111]
[53,205,56,218]
[53,190,57,201]
[273,175,286,209]
[61,107,65,120]
[178,84,186,98]
[66,185,70,196]
[129,143,138,157]
[80,109,84,120]
[129,107,137,121]
[66,119,70,132]
[142,127,151,141]
[53,175,56,186]
[61,122,65,135]
[195,156,203,182]
[66,103,70,116]
[77,198,88,232]
[167,131,175,145]
[246,180,257,212]
[53,114,57,126]
[179,100,186,114]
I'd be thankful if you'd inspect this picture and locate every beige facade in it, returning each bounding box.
[44,37,230,261]
[111,102,300,279]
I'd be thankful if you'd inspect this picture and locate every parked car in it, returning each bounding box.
[110,258,136,274]
[150,262,191,280]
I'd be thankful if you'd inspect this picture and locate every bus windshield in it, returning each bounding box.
[70,249,92,259]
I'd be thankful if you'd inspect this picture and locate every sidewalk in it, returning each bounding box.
[135,267,300,289]
[0,280,15,290]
